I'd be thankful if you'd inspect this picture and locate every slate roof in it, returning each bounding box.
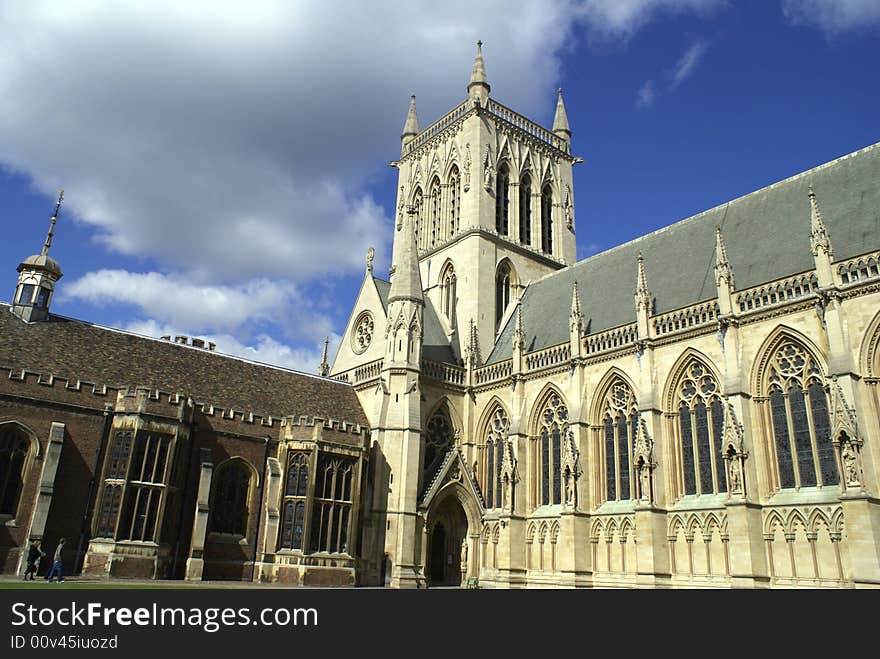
[488,141,880,363]
[0,303,368,426]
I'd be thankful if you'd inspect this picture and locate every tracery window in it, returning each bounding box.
[279,452,310,550]
[352,311,374,354]
[449,166,460,238]
[0,426,30,516]
[673,361,726,496]
[440,262,456,322]
[534,393,568,507]
[424,407,454,477]
[766,341,837,489]
[496,163,510,236]
[541,184,553,254]
[209,460,251,536]
[115,432,172,541]
[519,174,532,246]
[482,407,509,509]
[429,177,441,249]
[309,455,355,553]
[495,261,512,327]
[600,379,638,502]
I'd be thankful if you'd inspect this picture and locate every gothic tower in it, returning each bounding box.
[390,43,580,361]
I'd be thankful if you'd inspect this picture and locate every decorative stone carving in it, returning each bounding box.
[633,417,656,503]
[463,143,471,192]
[564,184,573,230]
[560,430,581,510]
[483,146,495,192]
[352,312,374,354]
[499,437,518,512]
[366,246,375,274]
[828,378,864,489]
[396,186,405,231]
[721,399,748,497]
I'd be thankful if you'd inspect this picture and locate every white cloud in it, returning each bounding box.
[782,0,880,33]
[121,318,340,373]
[573,0,726,41]
[636,80,657,107]
[671,40,709,86]
[61,269,335,343]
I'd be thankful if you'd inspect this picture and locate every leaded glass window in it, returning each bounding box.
[496,163,510,236]
[765,341,839,490]
[279,451,310,551]
[520,174,532,246]
[482,406,509,510]
[0,427,30,516]
[116,432,172,542]
[429,177,441,249]
[209,461,251,536]
[449,166,460,237]
[674,360,725,496]
[309,455,355,554]
[440,263,456,322]
[536,393,567,507]
[496,262,512,327]
[424,407,454,477]
[541,185,553,254]
[599,379,637,502]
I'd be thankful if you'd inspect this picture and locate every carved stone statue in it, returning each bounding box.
[728,457,742,494]
[638,461,650,501]
[460,538,468,566]
[463,143,472,192]
[842,442,860,486]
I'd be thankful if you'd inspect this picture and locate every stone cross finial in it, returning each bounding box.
[366,246,375,274]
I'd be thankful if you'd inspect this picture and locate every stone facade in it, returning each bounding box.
[331,44,880,589]
[2,43,879,589]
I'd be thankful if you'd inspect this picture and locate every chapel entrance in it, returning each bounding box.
[426,494,469,587]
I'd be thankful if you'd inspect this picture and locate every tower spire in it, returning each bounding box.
[388,206,424,304]
[318,337,330,376]
[569,280,583,334]
[635,252,651,312]
[714,225,734,288]
[42,189,64,256]
[808,185,832,258]
[467,40,490,104]
[552,88,571,142]
[401,95,419,146]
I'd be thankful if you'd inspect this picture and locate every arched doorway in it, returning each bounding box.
[426,495,469,587]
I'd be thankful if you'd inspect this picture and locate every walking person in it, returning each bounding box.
[46,537,66,583]
[23,540,45,581]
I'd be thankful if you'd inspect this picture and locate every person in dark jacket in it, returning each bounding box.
[46,538,65,583]
[23,540,45,580]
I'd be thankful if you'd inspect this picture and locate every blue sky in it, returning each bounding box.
[1,1,879,372]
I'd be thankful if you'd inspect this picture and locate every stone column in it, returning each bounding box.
[260,457,283,582]
[17,422,65,575]
[184,449,214,581]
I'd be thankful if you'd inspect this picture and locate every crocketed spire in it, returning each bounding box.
[552,88,571,141]
[388,207,424,304]
[401,95,419,142]
[467,40,490,103]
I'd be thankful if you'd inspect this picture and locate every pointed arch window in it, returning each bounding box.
[424,407,454,477]
[279,451,310,550]
[209,461,251,536]
[520,173,532,246]
[310,455,355,554]
[541,184,553,254]
[534,393,567,508]
[765,341,838,490]
[482,407,509,509]
[440,262,456,322]
[412,187,423,251]
[449,166,460,238]
[599,379,638,502]
[0,426,30,516]
[429,177,441,249]
[672,360,727,497]
[496,163,510,236]
[495,261,512,328]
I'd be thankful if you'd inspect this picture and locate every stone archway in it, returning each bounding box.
[425,493,469,587]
